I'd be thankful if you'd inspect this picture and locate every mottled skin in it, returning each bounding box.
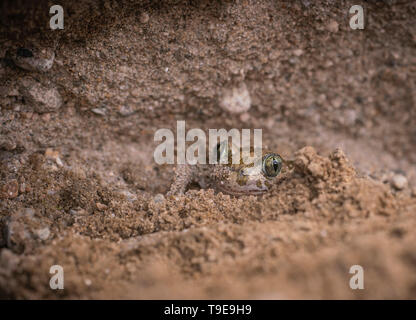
[168,143,291,196]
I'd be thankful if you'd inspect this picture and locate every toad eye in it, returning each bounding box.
[215,141,228,163]
[214,141,235,163]
[262,154,282,177]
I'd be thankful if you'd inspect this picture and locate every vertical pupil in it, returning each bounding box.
[263,155,281,177]
[216,143,228,162]
[273,159,278,172]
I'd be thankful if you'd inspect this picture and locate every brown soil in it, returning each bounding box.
[0,0,416,299]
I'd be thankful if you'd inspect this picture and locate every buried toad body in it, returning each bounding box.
[154,121,290,196]
[168,141,287,196]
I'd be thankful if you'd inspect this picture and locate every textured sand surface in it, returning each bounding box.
[0,0,416,299]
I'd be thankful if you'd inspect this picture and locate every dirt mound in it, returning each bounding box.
[1,146,415,299]
[1,0,416,299]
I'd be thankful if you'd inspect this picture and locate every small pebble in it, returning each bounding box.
[35,227,50,240]
[117,105,135,117]
[219,82,251,114]
[41,113,51,122]
[327,20,339,33]
[0,249,20,270]
[21,112,34,120]
[96,202,108,211]
[307,162,324,178]
[391,174,407,190]
[13,46,55,72]
[293,49,304,57]
[19,181,26,193]
[45,148,60,159]
[119,190,137,202]
[332,97,343,109]
[342,109,358,126]
[1,179,19,199]
[153,193,165,203]
[140,12,150,24]
[19,78,62,113]
[55,157,64,167]
[23,208,35,217]
[4,218,28,252]
[0,136,17,151]
[239,112,250,122]
[91,108,106,116]
[70,208,88,216]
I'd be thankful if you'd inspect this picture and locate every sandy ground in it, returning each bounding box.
[0,0,416,299]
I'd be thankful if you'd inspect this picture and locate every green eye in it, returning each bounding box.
[262,154,282,177]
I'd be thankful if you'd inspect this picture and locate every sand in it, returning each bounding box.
[0,0,416,299]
